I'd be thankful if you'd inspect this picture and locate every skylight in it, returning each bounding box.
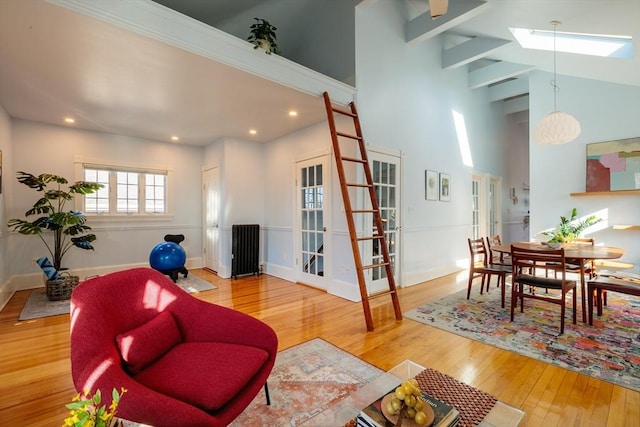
[510,27,633,59]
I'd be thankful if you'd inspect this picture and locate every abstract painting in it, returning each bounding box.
[586,137,640,192]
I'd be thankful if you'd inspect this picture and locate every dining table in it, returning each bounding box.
[492,241,624,323]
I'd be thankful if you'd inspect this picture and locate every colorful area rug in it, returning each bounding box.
[230,338,384,426]
[404,287,640,391]
[18,274,217,321]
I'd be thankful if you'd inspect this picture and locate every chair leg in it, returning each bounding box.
[264,382,271,406]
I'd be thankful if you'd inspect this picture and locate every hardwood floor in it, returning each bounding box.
[0,269,637,426]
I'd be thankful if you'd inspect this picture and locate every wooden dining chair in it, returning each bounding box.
[467,238,511,308]
[486,235,511,266]
[510,245,577,334]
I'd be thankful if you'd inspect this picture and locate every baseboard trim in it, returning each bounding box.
[0,257,203,312]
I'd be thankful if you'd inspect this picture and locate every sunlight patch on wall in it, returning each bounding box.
[453,110,473,167]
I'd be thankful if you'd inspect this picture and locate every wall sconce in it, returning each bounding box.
[510,187,518,205]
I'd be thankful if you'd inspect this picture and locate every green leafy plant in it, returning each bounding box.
[63,388,127,427]
[7,172,103,271]
[247,17,280,54]
[543,208,602,243]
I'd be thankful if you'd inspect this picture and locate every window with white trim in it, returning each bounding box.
[82,165,168,216]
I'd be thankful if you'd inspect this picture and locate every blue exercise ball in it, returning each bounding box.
[149,242,186,271]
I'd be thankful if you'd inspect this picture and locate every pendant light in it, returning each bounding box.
[533,21,581,145]
[428,0,449,19]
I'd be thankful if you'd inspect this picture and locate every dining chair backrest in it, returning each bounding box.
[486,235,508,264]
[468,238,489,267]
[511,245,568,280]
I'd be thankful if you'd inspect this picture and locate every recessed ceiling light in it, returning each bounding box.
[64,117,75,124]
[288,111,298,117]
[249,129,257,135]
[171,136,179,142]
[510,27,633,59]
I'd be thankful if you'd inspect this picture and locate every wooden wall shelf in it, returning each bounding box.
[570,189,640,196]
[613,225,640,231]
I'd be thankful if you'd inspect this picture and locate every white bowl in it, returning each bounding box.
[545,242,562,249]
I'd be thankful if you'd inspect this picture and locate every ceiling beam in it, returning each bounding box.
[468,61,535,89]
[489,77,529,102]
[405,0,489,44]
[442,36,511,70]
[503,95,529,115]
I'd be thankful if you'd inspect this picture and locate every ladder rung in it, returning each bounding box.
[367,289,396,300]
[346,183,373,188]
[336,131,363,141]
[332,106,357,117]
[341,156,367,164]
[356,235,384,242]
[362,262,390,270]
[351,209,378,214]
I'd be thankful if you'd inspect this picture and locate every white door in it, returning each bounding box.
[368,151,401,292]
[471,173,502,239]
[296,156,330,288]
[489,177,502,238]
[203,167,220,272]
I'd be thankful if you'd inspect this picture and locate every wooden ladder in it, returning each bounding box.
[322,91,402,331]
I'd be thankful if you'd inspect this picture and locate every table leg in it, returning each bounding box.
[588,285,594,326]
[597,288,603,316]
[580,263,587,323]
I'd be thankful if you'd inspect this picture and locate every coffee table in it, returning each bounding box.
[301,360,526,426]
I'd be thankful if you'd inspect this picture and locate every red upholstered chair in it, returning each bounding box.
[70,268,278,427]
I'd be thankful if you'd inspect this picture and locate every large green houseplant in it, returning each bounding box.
[8,171,103,274]
[542,207,602,243]
[247,17,280,55]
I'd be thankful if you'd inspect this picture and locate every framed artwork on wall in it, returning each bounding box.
[439,173,450,201]
[425,170,438,200]
[586,137,640,192]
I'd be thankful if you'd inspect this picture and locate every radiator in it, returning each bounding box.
[231,224,260,279]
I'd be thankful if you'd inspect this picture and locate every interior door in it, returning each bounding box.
[368,151,401,292]
[296,156,330,288]
[203,167,220,272]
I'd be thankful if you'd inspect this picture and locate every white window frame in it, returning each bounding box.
[74,157,174,219]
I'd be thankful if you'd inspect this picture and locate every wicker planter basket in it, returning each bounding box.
[46,274,80,301]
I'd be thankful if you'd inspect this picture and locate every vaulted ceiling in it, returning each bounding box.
[1,0,638,146]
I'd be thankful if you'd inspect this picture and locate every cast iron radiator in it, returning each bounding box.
[231,224,260,279]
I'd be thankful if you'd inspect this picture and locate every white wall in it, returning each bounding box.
[529,71,640,270]
[355,1,510,285]
[8,119,205,281]
[0,106,12,306]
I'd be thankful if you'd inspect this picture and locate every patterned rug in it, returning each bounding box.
[230,338,384,426]
[18,274,217,320]
[405,287,640,391]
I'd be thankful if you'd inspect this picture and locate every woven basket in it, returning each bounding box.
[46,274,80,301]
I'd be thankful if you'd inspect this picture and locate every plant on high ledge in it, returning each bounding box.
[247,17,280,55]
[542,207,602,243]
[7,172,103,272]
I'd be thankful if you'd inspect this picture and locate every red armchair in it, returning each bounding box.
[70,268,278,427]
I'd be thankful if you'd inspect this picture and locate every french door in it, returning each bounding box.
[471,173,502,240]
[368,150,401,292]
[295,156,331,288]
[203,167,220,272]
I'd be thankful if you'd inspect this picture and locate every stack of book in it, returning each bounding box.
[356,388,459,427]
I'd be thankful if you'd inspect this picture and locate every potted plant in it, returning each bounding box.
[542,207,602,244]
[63,387,127,427]
[247,17,280,55]
[7,172,103,300]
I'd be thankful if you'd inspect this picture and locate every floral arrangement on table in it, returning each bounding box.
[62,388,127,427]
[542,207,602,243]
